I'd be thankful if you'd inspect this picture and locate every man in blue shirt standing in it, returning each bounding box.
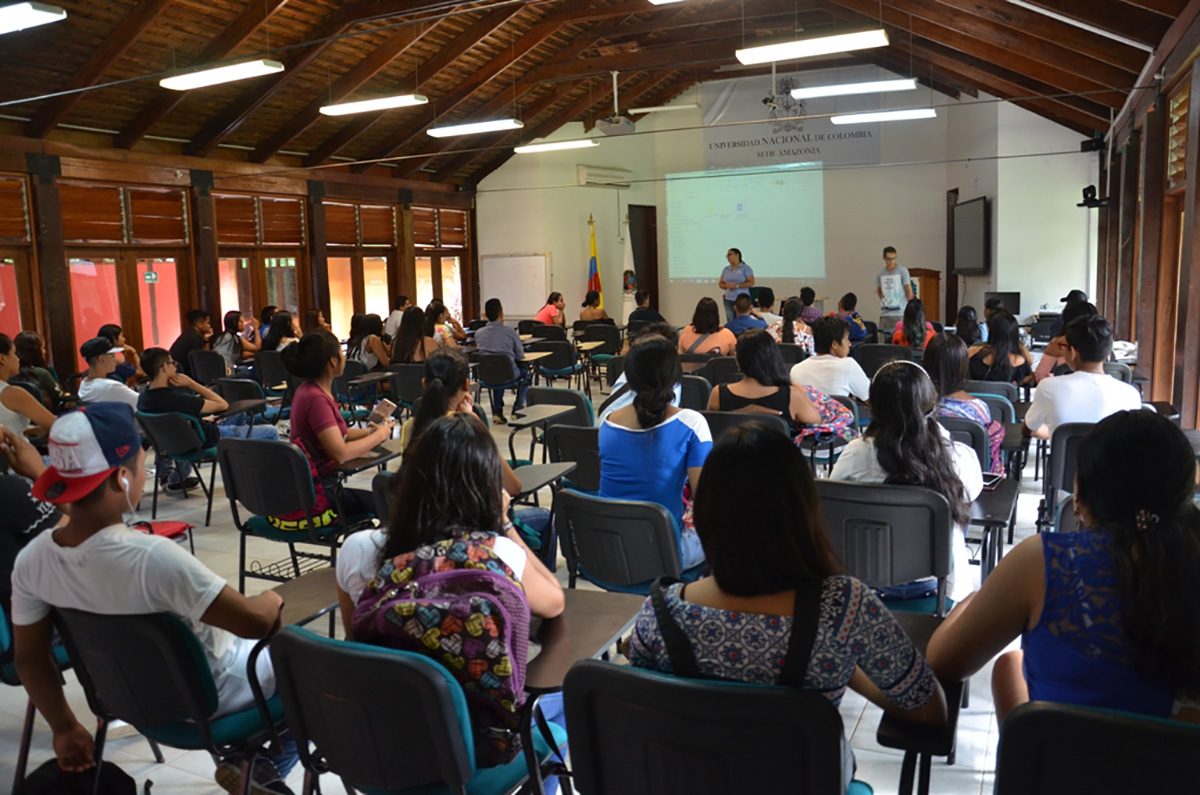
[473,298,530,425]
[725,295,768,335]
[718,248,755,323]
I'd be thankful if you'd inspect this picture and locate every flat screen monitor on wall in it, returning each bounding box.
[951,196,990,276]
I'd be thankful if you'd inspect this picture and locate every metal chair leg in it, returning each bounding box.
[147,737,165,763]
[151,465,160,519]
[239,532,248,594]
[199,460,217,527]
[897,750,917,795]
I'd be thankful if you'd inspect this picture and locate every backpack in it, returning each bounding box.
[352,530,531,767]
[17,759,144,795]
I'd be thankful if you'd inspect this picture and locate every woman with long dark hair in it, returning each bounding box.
[599,333,712,569]
[678,297,735,355]
[892,298,935,349]
[629,423,947,782]
[924,332,1004,473]
[831,360,983,600]
[768,298,814,354]
[347,313,390,370]
[707,329,819,427]
[13,331,64,411]
[0,333,57,437]
[928,410,1200,724]
[580,289,609,322]
[968,311,1033,384]
[391,306,437,363]
[261,309,298,351]
[210,310,260,367]
[953,306,982,347]
[424,300,464,347]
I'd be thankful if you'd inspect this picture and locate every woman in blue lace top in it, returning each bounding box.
[628,422,947,723]
[927,410,1200,723]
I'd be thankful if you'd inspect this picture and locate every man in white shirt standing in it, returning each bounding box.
[1023,315,1142,439]
[790,316,871,402]
[76,337,140,409]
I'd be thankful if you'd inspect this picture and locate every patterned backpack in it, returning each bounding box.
[352,530,531,767]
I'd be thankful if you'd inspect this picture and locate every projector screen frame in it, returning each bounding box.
[951,195,990,277]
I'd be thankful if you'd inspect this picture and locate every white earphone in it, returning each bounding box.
[120,474,130,492]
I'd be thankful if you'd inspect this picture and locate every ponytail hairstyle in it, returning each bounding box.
[281,329,342,381]
[409,348,470,445]
[424,300,446,337]
[983,311,1021,380]
[625,333,682,429]
[392,307,427,364]
[902,298,928,350]
[1075,410,1200,697]
[865,360,969,526]
[781,299,803,344]
[582,289,601,309]
[954,306,981,346]
[13,331,47,369]
[735,328,790,388]
[262,310,296,351]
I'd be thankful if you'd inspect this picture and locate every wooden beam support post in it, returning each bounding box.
[1116,128,1141,342]
[1136,95,1167,391]
[26,154,75,374]
[307,181,330,320]
[1174,61,1200,427]
[189,170,222,321]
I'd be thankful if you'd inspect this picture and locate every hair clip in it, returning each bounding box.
[1135,509,1160,532]
[870,358,930,385]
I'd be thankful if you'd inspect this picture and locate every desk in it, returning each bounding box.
[217,398,267,418]
[1186,430,1200,461]
[507,404,576,462]
[335,439,405,476]
[1014,401,1031,421]
[1148,400,1180,422]
[274,567,339,629]
[525,589,645,693]
[576,340,604,352]
[969,477,1020,579]
[682,360,710,374]
[512,461,576,503]
[519,351,552,363]
[519,334,534,342]
[349,371,392,387]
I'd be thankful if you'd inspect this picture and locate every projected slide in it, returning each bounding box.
[666,163,825,282]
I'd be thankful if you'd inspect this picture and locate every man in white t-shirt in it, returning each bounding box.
[383,294,411,339]
[10,403,296,793]
[76,337,140,409]
[790,316,870,402]
[1023,315,1142,439]
[875,245,913,328]
[753,287,782,327]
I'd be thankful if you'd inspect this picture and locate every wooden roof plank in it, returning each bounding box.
[1015,0,1171,46]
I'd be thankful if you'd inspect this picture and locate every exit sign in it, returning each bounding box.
[144,271,159,283]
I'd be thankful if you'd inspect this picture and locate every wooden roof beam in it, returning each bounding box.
[515,35,759,85]
[27,0,176,138]
[1012,0,1171,47]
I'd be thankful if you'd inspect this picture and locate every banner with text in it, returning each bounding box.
[702,65,885,169]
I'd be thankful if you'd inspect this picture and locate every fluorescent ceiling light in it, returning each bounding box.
[791,77,917,100]
[0,2,66,35]
[630,103,700,113]
[1006,0,1153,52]
[647,0,685,4]
[319,94,428,115]
[514,139,599,154]
[736,28,888,66]
[830,107,937,125]
[427,118,523,138]
[160,59,285,91]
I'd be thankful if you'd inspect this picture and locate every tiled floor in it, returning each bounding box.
[0,415,1040,795]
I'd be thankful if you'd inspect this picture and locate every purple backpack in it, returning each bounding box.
[352,530,531,767]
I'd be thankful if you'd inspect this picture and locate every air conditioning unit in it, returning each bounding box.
[576,164,634,189]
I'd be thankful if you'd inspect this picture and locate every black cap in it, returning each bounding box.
[1060,289,1087,304]
[79,337,122,362]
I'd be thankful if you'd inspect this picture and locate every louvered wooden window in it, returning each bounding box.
[439,209,467,248]
[260,197,305,246]
[60,184,125,243]
[0,176,29,243]
[126,188,188,244]
[360,205,396,247]
[1168,83,1189,192]
[214,194,258,245]
[412,206,437,247]
[325,203,358,246]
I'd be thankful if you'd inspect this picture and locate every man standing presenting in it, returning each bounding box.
[875,246,913,331]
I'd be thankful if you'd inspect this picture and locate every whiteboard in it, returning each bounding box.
[479,254,550,318]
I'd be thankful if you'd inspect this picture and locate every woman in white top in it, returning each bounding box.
[0,333,56,437]
[425,300,465,347]
[346,313,390,370]
[768,298,814,355]
[830,360,983,601]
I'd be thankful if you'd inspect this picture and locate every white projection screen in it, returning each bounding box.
[665,163,826,283]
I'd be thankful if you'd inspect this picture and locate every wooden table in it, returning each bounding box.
[335,439,405,476]
[969,477,1020,579]
[507,404,576,462]
[274,567,340,629]
[519,351,552,363]
[525,589,646,693]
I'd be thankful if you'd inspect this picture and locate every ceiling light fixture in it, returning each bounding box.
[160,59,285,91]
[427,118,523,138]
[514,139,599,154]
[791,77,917,100]
[735,28,888,66]
[647,0,685,4]
[319,94,428,115]
[830,107,937,125]
[1005,0,1153,52]
[630,103,701,113]
[0,2,66,35]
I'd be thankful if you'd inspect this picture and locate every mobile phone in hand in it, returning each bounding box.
[368,399,397,426]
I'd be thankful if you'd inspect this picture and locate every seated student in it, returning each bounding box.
[724,294,768,335]
[425,300,465,347]
[12,331,65,413]
[597,322,681,425]
[831,360,982,601]
[391,306,437,364]
[790,316,870,402]
[473,299,530,425]
[534,292,566,326]
[1023,315,1141,439]
[1034,300,1097,384]
[169,309,212,377]
[10,404,297,792]
[347,313,391,370]
[1049,289,1088,337]
[258,305,277,333]
[924,332,1004,474]
[303,308,330,335]
[600,334,711,569]
[97,324,143,384]
[983,296,1005,324]
[0,427,66,618]
[753,287,781,327]
[953,306,983,347]
[260,310,299,352]
[283,331,396,518]
[211,310,260,369]
[628,290,666,324]
[927,410,1200,724]
[892,298,936,349]
[707,329,820,430]
[580,289,610,322]
[679,297,736,356]
[768,298,815,354]
[967,311,1033,385]
[628,423,947,786]
[799,286,822,325]
[835,292,869,341]
[383,295,411,340]
[76,337,139,411]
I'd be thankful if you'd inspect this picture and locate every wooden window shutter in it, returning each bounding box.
[324,202,358,246]
[60,184,125,244]
[259,197,305,245]
[0,176,30,243]
[126,188,188,244]
[438,208,467,248]
[360,205,396,246]
[1168,83,1189,192]
[412,206,437,247]
[214,194,259,245]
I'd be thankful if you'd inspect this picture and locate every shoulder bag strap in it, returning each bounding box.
[597,382,632,416]
[777,578,824,688]
[686,333,711,354]
[649,576,701,678]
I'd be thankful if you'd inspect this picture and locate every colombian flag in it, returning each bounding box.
[588,219,603,310]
